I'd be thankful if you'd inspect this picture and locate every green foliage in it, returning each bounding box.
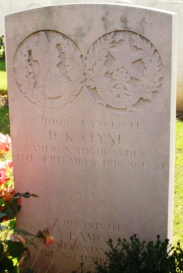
[0,219,20,273]
[0,197,21,222]
[0,35,5,60]
[95,235,183,273]
[14,192,39,199]
[0,59,6,72]
[0,59,7,94]
[0,105,10,135]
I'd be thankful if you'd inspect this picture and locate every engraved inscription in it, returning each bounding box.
[15,117,166,171]
[30,218,125,272]
[85,31,163,112]
[13,30,85,108]
[33,116,145,131]
[39,219,123,267]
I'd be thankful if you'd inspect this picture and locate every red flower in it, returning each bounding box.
[44,235,55,246]
[18,197,22,205]
[1,187,14,202]
[36,228,54,246]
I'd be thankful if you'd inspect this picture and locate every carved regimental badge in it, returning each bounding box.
[13,30,163,111]
[85,31,163,112]
[13,31,85,108]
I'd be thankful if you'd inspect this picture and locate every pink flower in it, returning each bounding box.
[0,170,6,184]
[0,161,12,184]
[0,160,13,172]
[0,170,10,184]
[0,134,11,155]
[10,234,26,244]
[6,160,13,169]
[0,161,6,172]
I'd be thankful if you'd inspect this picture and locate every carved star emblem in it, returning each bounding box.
[108,38,143,78]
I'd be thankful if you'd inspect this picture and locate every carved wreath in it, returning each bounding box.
[85,31,163,111]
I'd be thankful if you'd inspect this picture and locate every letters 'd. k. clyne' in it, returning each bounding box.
[6,4,176,273]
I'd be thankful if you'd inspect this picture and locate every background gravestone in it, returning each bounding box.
[6,4,176,272]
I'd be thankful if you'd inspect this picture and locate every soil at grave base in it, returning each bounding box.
[0,94,8,107]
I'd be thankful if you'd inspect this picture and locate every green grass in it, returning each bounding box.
[0,59,9,134]
[173,119,183,244]
[0,105,10,135]
[0,59,6,71]
[0,59,7,94]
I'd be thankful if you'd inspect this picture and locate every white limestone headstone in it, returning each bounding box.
[6,4,176,272]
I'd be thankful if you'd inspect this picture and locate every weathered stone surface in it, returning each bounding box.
[6,4,176,272]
